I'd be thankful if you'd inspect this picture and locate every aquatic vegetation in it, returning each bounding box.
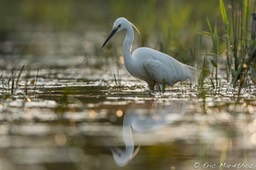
[0,0,256,169]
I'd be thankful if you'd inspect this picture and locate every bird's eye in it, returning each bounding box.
[118,24,121,28]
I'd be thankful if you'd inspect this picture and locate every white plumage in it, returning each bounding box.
[102,17,197,91]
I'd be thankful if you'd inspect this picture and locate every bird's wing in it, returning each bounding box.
[143,58,194,86]
[143,58,171,84]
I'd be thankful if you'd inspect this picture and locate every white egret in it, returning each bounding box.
[102,17,197,91]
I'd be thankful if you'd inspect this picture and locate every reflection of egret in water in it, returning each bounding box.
[111,100,187,167]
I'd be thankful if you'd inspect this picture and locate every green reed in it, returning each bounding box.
[221,0,251,86]
[0,65,39,103]
[199,0,254,96]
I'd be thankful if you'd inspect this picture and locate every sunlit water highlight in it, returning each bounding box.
[0,31,256,170]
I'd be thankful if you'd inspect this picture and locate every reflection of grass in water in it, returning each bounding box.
[55,91,69,115]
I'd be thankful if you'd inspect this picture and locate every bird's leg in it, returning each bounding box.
[148,83,155,91]
[156,79,166,93]
[156,84,162,92]
[157,84,165,93]
[161,79,166,93]
[147,83,155,95]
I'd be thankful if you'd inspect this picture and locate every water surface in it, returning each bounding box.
[0,30,256,170]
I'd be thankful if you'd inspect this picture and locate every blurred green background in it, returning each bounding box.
[0,0,220,32]
[0,0,250,64]
[0,1,220,36]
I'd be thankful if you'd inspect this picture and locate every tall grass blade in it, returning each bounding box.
[243,0,249,37]
[11,69,15,95]
[213,25,219,86]
[198,57,209,89]
[219,0,227,23]
[33,68,39,95]
[206,17,212,33]
[16,65,25,89]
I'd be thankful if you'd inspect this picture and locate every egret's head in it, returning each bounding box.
[102,17,140,48]
[112,17,128,32]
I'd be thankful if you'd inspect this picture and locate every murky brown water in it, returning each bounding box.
[1,31,256,170]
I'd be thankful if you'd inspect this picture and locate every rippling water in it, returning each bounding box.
[1,31,256,170]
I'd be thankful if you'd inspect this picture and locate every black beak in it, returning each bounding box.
[102,28,118,48]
